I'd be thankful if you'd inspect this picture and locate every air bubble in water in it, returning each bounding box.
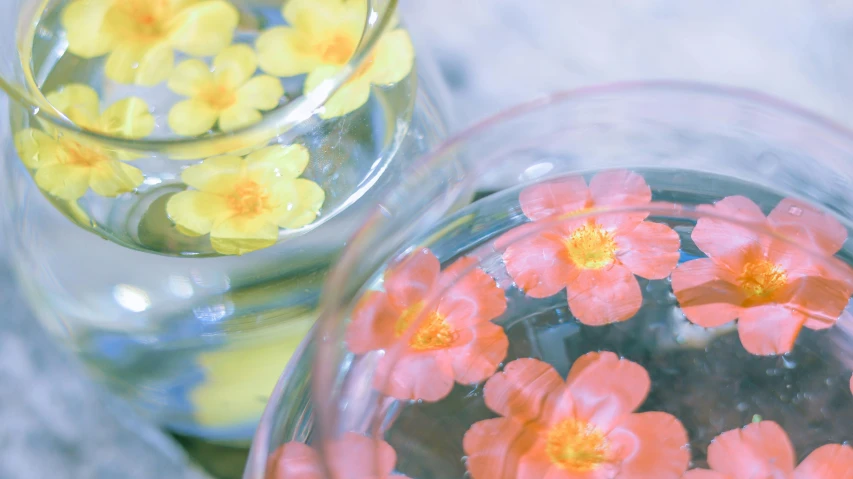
[788,205,803,217]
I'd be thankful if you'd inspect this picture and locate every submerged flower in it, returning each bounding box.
[46,84,155,138]
[166,145,324,255]
[345,248,508,402]
[266,433,410,479]
[671,196,853,355]
[683,421,853,479]
[463,354,690,479]
[167,44,284,136]
[14,129,143,200]
[499,170,681,325]
[256,0,414,118]
[61,0,239,86]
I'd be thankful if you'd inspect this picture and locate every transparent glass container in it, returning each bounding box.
[0,0,449,441]
[248,82,853,478]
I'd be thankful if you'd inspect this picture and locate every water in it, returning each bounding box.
[320,169,853,477]
[4,0,423,441]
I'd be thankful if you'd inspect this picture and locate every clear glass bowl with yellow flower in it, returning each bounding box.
[0,0,448,441]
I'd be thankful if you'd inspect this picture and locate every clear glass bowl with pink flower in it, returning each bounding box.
[249,82,853,479]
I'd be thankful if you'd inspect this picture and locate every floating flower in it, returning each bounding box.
[46,84,155,138]
[464,354,690,479]
[682,421,853,479]
[345,248,508,402]
[266,433,410,479]
[671,196,853,355]
[61,0,239,86]
[167,44,284,136]
[499,170,681,325]
[256,0,414,118]
[166,144,324,255]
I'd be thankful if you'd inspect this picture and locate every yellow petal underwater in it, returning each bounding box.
[180,155,244,192]
[98,98,155,139]
[61,0,114,58]
[166,190,229,236]
[14,129,60,169]
[33,163,92,200]
[46,84,101,126]
[255,27,320,77]
[305,65,372,119]
[105,41,175,86]
[88,161,145,197]
[212,44,258,88]
[245,144,310,180]
[366,29,415,85]
[168,99,220,137]
[168,0,240,57]
[235,76,284,111]
[274,179,325,229]
[210,215,279,255]
[218,104,263,132]
[168,59,214,97]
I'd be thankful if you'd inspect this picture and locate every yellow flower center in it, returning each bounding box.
[200,83,238,111]
[115,0,171,41]
[545,419,611,472]
[737,260,788,298]
[59,139,110,168]
[226,180,271,217]
[394,302,457,351]
[565,223,618,270]
[317,34,357,65]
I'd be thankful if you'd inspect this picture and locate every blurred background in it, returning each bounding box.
[2,0,853,477]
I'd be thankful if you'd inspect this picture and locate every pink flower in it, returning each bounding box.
[499,170,681,325]
[345,248,508,402]
[266,433,410,479]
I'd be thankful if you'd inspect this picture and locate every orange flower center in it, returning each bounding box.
[545,419,611,472]
[394,302,457,351]
[737,260,788,298]
[59,139,110,168]
[317,34,357,65]
[226,180,271,217]
[117,0,171,40]
[565,223,617,270]
[200,83,238,111]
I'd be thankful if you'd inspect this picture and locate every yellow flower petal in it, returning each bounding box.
[245,144,309,180]
[105,41,175,86]
[218,105,262,132]
[14,129,60,169]
[235,75,284,111]
[89,161,144,197]
[168,99,219,136]
[255,27,320,77]
[366,29,415,85]
[212,44,257,88]
[180,155,244,192]
[61,0,114,58]
[34,163,92,200]
[166,190,229,236]
[98,98,155,139]
[167,0,239,57]
[305,66,371,119]
[168,59,214,96]
[283,0,366,37]
[273,179,325,229]
[210,215,279,255]
[45,84,101,127]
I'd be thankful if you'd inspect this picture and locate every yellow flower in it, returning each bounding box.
[46,84,155,138]
[166,145,325,255]
[61,0,239,86]
[167,44,284,136]
[14,129,144,200]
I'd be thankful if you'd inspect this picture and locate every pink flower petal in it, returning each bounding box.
[561,352,650,433]
[266,442,323,479]
[567,265,643,325]
[769,197,848,256]
[706,421,796,477]
[450,322,509,384]
[671,259,745,328]
[325,433,398,479]
[519,175,591,221]
[346,291,401,354]
[483,357,564,424]
[776,275,849,331]
[463,418,537,479]
[587,169,651,210]
[501,224,577,299]
[437,257,507,329]
[374,350,455,401]
[615,221,681,279]
[794,444,853,479]
[737,304,806,355]
[692,196,765,270]
[385,248,440,310]
[682,470,730,479]
[607,412,690,479]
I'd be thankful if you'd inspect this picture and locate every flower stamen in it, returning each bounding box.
[545,419,611,472]
[394,302,457,351]
[565,223,617,270]
[738,260,788,298]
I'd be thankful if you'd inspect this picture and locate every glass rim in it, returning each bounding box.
[3,0,399,155]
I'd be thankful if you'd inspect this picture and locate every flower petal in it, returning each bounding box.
[271,179,325,229]
[88,161,144,197]
[210,215,279,255]
[345,291,400,354]
[61,0,114,58]
[776,275,850,331]
[682,471,730,479]
[236,76,284,111]
[450,322,509,385]
[265,441,323,479]
[218,105,263,132]
[483,357,563,424]
[437,256,507,328]
[737,304,806,355]
[166,190,228,237]
[706,421,796,477]
[180,155,243,192]
[105,41,174,86]
[168,99,220,136]
[519,176,590,221]
[255,27,320,77]
[562,352,650,432]
[500,224,576,299]
[98,98,155,139]
[45,84,100,125]
[14,129,59,169]
[384,248,441,311]
[364,29,414,85]
[167,0,239,57]
[306,66,372,119]
[374,350,454,401]
[246,144,310,179]
[588,169,651,208]
[692,195,765,270]
[794,444,853,479]
[325,433,399,479]
[615,220,681,279]
[464,418,537,479]
[213,44,258,87]
[167,59,213,96]
[567,265,642,325]
[607,412,690,479]
[34,164,92,200]
[671,258,745,328]
[769,197,847,256]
